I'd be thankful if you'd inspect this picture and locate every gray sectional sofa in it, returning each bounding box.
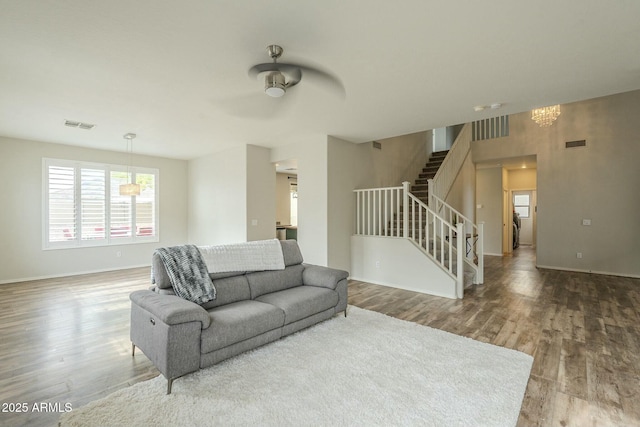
[130,240,349,393]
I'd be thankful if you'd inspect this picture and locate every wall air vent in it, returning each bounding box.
[64,120,96,130]
[372,141,382,149]
[565,140,586,148]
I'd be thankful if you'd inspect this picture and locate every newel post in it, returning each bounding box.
[402,181,410,239]
[477,222,484,284]
[456,222,464,299]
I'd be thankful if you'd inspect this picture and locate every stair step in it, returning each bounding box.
[411,184,428,191]
[422,165,440,173]
[418,172,436,180]
[431,150,449,157]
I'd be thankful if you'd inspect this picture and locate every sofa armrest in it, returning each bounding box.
[130,290,211,329]
[302,264,349,290]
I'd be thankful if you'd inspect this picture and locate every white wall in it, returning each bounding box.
[271,135,329,266]
[188,144,275,245]
[327,136,372,272]
[0,136,188,283]
[188,145,246,245]
[475,167,503,256]
[351,236,457,299]
[472,90,640,277]
[246,145,276,241]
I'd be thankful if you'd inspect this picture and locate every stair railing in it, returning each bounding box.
[354,182,465,298]
[354,185,404,237]
[427,191,484,284]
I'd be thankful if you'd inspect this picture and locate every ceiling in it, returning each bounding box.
[1,1,639,160]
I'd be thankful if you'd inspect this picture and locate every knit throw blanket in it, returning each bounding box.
[198,239,285,273]
[154,245,216,305]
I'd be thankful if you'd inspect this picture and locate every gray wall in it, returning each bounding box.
[472,90,640,277]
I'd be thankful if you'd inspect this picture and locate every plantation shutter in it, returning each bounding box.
[80,168,106,240]
[110,170,133,239]
[44,158,158,248]
[47,164,76,243]
[135,172,155,237]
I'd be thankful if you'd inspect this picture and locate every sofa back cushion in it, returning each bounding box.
[151,252,172,289]
[280,239,303,266]
[201,275,251,309]
[246,264,305,299]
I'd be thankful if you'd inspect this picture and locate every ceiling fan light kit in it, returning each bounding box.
[265,71,286,97]
[248,44,344,100]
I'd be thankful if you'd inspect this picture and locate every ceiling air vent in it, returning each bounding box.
[565,140,586,148]
[372,141,382,150]
[64,120,96,130]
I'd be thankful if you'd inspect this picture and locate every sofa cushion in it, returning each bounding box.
[201,275,251,310]
[280,240,303,266]
[246,264,304,299]
[255,286,339,325]
[200,300,284,354]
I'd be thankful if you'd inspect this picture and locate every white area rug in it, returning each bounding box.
[59,306,532,427]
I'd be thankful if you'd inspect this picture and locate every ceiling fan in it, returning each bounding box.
[248,45,344,98]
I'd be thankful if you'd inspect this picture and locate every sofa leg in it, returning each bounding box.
[167,378,174,395]
[344,308,347,318]
[132,343,136,356]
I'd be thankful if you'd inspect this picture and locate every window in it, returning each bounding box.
[513,194,530,218]
[43,158,159,249]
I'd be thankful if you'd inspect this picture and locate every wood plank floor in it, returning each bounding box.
[1,247,638,426]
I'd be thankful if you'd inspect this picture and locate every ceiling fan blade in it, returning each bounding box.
[297,64,346,99]
[248,63,280,79]
[248,62,302,87]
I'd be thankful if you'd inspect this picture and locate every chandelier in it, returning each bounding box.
[531,105,561,127]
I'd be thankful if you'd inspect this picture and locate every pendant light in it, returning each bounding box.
[119,133,140,196]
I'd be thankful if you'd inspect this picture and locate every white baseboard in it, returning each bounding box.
[536,264,640,279]
[0,264,150,285]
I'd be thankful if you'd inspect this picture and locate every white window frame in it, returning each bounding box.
[43,158,160,249]
[513,194,530,219]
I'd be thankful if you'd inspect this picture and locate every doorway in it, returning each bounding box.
[513,190,536,247]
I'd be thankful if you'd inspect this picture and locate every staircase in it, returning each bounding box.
[352,123,483,299]
[410,150,449,204]
[391,150,448,236]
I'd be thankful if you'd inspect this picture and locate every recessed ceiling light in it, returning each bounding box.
[474,106,487,112]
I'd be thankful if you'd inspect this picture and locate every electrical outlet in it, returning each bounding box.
[116,251,122,258]
[582,219,591,226]
[576,252,582,259]
[375,260,380,269]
